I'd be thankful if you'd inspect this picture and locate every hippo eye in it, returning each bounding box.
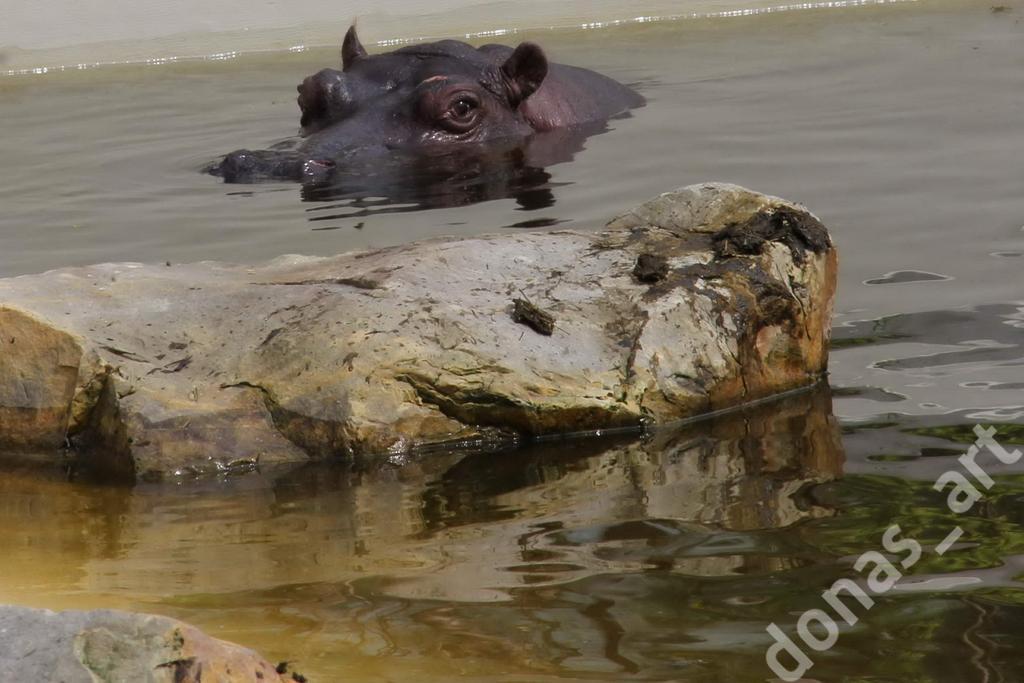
[440,92,481,133]
[451,98,475,118]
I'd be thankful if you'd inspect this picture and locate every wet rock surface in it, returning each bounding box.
[0,183,836,480]
[0,605,290,682]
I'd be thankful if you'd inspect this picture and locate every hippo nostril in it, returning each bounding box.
[301,158,337,185]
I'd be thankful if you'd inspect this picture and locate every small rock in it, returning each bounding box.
[511,298,555,336]
[0,606,288,682]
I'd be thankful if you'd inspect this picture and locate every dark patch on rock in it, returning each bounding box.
[263,395,355,460]
[712,208,830,264]
[757,283,800,326]
[511,299,555,336]
[155,656,202,682]
[260,328,285,347]
[727,262,799,331]
[263,276,381,289]
[632,253,669,283]
[397,371,640,435]
[333,276,381,290]
[638,261,716,304]
[99,345,149,363]
[148,355,192,375]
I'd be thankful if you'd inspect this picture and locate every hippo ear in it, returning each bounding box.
[501,42,548,107]
[342,25,367,70]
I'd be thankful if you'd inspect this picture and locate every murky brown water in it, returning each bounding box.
[1,0,1023,680]
[2,391,849,681]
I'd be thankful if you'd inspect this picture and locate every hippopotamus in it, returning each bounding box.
[209,27,643,206]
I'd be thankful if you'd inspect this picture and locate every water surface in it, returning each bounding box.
[1,0,1023,680]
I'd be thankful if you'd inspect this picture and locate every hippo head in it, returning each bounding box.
[295,26,549,159]
[210,27,643,203]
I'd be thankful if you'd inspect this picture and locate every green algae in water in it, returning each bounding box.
[906,424,1024,445]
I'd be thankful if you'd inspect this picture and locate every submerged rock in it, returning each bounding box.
[0,605,289,682]
[0,183,836,479]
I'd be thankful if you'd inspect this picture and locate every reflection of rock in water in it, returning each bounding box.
[9,386,839,606]
[365,385,843,600]
[0,386,844,680]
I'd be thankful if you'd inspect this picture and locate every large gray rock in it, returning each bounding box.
[0,183,836,479]
[0,605,289,682]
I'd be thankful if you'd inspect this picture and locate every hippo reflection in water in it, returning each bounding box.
[208,27,644,209]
